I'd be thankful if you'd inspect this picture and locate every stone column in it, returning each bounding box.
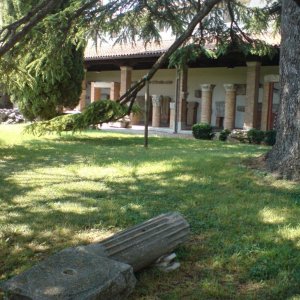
[187,102,198,127]
[120,66,132,96]
[77,77,87,111]
[200,84,215,124]
[224,84,237,130]
[110,82,120,100]
[244,61,261,129]
[261,82,272,131]
[91,82,101,102]
[152,95,161,127]
[169,102,175,130]
[178,67,188,130]
[261,74,279,131]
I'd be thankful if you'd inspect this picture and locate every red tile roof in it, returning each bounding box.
[84,39,176,60]
[84,34,280,60]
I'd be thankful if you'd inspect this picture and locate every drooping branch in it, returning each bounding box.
[227,1,254,44]
[0,0,121,58]
[0,0,54,40]
[26,0,222,135]
[0,0,63,57]
[118,0,223,107]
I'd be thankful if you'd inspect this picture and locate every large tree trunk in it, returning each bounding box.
[266,0,300,180]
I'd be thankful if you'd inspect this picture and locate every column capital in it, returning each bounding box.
[224,84,237,92]
[246,61,261,67]
[152,95,162,107]
[201,84,215,92]
[120,66,133,71]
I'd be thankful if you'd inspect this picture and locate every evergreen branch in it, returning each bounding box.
[227,0,236,43]
[0,0,63,58]
[0,0,53,38]
[119,0,222,106]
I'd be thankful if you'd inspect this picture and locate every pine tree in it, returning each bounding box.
[0,0,86,120]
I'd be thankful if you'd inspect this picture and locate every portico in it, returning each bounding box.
[80,41,279,132]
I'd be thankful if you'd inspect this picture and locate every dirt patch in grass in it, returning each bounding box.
[244,154,293,181]
[244,154,268,172]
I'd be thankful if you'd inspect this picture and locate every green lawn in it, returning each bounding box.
[1,124,300,299]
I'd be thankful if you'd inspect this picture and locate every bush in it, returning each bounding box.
[247,129,265,144]
[219,129,231,141]
[264,130,276,146]
[192,123,214,140]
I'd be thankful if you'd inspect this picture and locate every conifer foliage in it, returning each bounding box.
[0,0,85,120]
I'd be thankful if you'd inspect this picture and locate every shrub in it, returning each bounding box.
[192,123,214,140]
[264,130,276,146]
[247,129,265,144]
[219,129,231,141]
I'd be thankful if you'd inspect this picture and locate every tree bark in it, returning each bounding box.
[266,0,300,180]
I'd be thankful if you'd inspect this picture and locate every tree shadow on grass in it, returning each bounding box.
[1,133,300,299]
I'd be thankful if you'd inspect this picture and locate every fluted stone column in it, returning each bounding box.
[200,84,215,124]
[152,95,161,127]
[169,102,175,129]
[244,61,261,129]
[224,84,237,130]
[91,82,101,102]
[187,102,198,126]
[99,212,190,272]
[120,66,132,96]
[110,82,120,100]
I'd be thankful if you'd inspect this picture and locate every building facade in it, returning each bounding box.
[79,40,280,131]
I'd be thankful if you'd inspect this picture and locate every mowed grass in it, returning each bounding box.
[1,124,300,299]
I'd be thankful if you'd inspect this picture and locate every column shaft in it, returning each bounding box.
[110,82,120,100]
[244,61,261,129]
[224,84,237,130]
[187,102,198,126]
[261,82,273,131]
[120,66,132,96]
[152,95,161,127]
[200,84,215,124]
[91,83,101,102]
[169,102,175,129]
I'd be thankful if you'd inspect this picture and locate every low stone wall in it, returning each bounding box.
[0,108,25,124]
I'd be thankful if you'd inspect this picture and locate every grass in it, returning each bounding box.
[1,124,300,299]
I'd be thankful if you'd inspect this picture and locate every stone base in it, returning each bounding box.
[0,246,136,300]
